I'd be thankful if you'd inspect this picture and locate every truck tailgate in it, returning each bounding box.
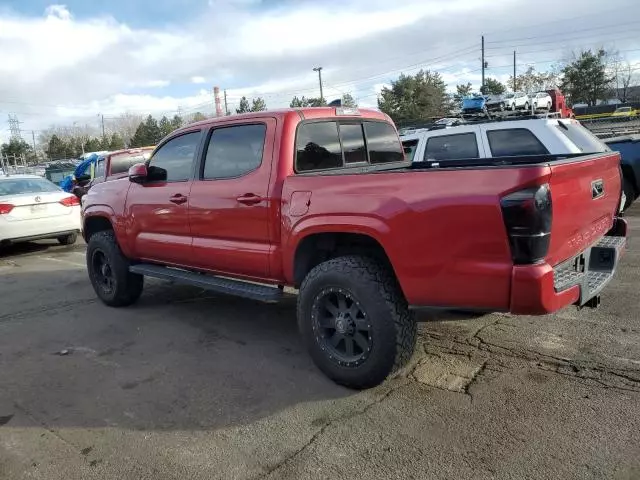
[546,152,622,266]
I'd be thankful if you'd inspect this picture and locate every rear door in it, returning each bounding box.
[125,130,202,266]
[188,119,275,279]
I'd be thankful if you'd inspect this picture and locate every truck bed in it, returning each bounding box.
[281,151,623,313]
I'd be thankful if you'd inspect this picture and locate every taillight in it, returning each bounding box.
[59,196,80,207]
[0,203,14,215]
[500,184,552,265]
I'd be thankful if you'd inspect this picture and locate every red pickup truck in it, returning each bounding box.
[81,106,627,388]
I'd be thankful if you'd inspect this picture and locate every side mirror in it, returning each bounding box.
[128,163,148,183]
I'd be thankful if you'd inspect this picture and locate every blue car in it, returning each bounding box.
[461,94,487,114]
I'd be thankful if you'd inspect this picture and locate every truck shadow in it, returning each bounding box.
[0,270,352,433]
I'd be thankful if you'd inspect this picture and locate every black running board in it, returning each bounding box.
[129,264,283,303]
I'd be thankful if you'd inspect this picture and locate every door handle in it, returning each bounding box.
[236,194,263,206]
[169,194,188,205]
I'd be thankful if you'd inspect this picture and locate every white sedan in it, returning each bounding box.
[0,175,81,246]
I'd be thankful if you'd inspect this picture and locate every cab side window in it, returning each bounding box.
[147,131,201,182]
[203,124,266,179]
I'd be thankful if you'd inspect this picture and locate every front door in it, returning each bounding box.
[125,130,202,266]
[189,120,275,279]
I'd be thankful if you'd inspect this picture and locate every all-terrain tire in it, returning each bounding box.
[58,232,77,245]
[297,255,417,389]
[86,230,143,307]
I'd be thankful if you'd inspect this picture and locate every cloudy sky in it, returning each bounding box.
[1,0,639,143]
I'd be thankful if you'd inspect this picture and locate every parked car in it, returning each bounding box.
[461,94,486,114]
[505,92,530,110]
[531,92,553,110]
[484,94,506,111]
[82,107,626,389]
[0,175,81,246]
[605,134,640,210]
[83,147,155,195]
[400,116,626,212]
[612,106,638,119]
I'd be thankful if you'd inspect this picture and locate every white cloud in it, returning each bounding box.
[0,0,638,140]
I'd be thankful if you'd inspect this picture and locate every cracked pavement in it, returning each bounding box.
[1,212,640,480]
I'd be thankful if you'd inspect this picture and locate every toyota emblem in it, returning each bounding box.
[34,196,42,203]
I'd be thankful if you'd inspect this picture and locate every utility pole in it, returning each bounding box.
[481,36,485,93]
[513,51,517,91]
[101,114,105,139]
[313,67,324,103]
[8,114,22,140]
[31,131,37,162]
[224,89,229,115]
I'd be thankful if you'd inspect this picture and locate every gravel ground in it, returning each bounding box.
[0,210,639,480]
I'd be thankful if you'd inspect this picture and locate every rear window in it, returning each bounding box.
[110,150,153,175]
[555,122,609,153]
[424,133,479,161]
[486,128,549,156]
[0,178,60,195]
[295,120,403,172]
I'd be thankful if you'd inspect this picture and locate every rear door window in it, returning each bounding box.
[402,139,419,161]
[364,121,404,164]
[203,124,267,179]
[296,122,343,172]
[424,133,479,161]
[486,128,549,156]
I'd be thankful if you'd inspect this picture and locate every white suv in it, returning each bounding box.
[531,92,552,110]
[505,92,530,111]
[400,117,624,210]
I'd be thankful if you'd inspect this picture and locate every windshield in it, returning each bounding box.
[0,177,61,196]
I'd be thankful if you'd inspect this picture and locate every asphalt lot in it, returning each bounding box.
[1,213,639,480]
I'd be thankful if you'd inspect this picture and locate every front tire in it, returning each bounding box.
[86,230,143,307]
[297,255,417,389]
[58,233,77,245]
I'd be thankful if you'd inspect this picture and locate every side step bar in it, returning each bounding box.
[129,264,283,303]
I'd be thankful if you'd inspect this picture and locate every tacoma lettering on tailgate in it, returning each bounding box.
[566,216,611,252]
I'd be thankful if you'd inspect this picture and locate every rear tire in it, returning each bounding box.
[524,102,530,111]
[86,230,143,307]
[297,255,417,389]
[57,233,77,245]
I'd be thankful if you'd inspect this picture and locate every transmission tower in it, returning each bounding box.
[8,114,23,140]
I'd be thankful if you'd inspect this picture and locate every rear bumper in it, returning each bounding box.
[509,217,627,315]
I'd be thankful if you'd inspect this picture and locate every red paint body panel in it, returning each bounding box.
[82,107,625,315]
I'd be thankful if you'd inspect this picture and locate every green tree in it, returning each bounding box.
[290,95,309,107]
[108,133,125,150]
[1,138,32,158]
[191,112,207,123]
[170,114,183,130]
[46,134,69,159]
[377,70,450,123]
[454,82,473,104]
[481,77,506,95]
[236,97,251,114]
[84,137,102,152]
[130,122,148,148]
[341,93,357,107]
[159,115,173,137]
[251,97,267,112]
[307,97,326,107]
[560,49,613,106]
